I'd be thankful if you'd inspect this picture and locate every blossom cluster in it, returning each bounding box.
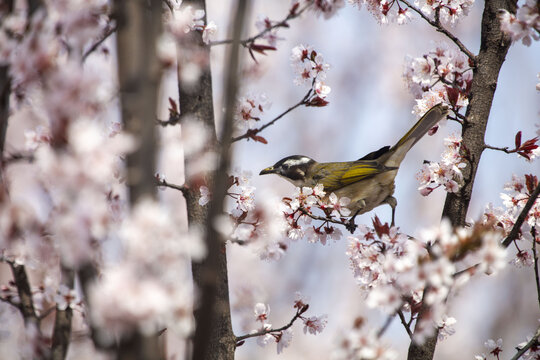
[331,317,398,360]
[349,0,474,26]
[291,44,332,106]
[499,0,540,46]
[404,43,472,118]
[346,217,506,342]
[249,292,328,354]
[89,198,205,336]
[234,93,271,132]
[416,133,467,196]
[282,184,351,245]
[483,174,539,267]
[474,338,504,360]
[200,180,353,260]
[164,4,217,45]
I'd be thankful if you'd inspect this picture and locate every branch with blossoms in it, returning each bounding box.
[210,1,312,61]
[498,174,540,247]
[232,45,331,143]
[235,293,327,354]
[509,325,540,360]
[484,131,539,161]
[398,0,476,62]
[231,87,312,143]
[346,216,506,344]
[81,21,117,62]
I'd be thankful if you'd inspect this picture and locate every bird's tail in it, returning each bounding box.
[383,103,449,167]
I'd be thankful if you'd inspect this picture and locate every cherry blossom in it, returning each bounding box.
[499,0,540,46]
[417,134,466,196]
[234,93,271,131]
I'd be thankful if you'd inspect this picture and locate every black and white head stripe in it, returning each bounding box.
[275,155,314,169]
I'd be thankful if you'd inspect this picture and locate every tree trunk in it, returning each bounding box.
[407,1,517,359]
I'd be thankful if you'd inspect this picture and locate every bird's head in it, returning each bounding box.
[259,155,315,187]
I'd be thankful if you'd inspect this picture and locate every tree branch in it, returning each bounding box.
[82,22,117,63]
[509,325,540,360]
[235,309,303,343]
[532,226,540,312]
[399,0,476,63]
[51,266,74,360]
[231,89,312,143]
[502,182,540,247]
[210,2,310,47]
[9,261,39,326]
[156,177,188,196]
[191,0,249,359]
[398,309,413,339]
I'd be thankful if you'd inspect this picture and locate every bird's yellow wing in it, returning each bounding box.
[311,161,393,192]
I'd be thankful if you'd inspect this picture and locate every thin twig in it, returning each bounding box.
[376,312,396,338]
[399,0,476,63]
[156,178,188,196]
[483,144,514,153]
[502,182,540,247]
[235,309,303,342]
[8,261,39,325]
[397,309,413,339]
[162,0,175,13]
[0,296,21,311]
[532,226,540,312]
[210,2,311,47]
[81,22,117,63]
[509,325,540,360]
[298,207,348,227]
[231,89,312,142]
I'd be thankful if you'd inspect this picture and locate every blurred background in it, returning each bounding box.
[163,1,540,359]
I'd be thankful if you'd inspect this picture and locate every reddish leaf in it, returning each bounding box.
[250,43,277,54]
[289,2,299,16]
[305,96,329,107]
[252,135,268,144]
[168,97,178,113]
[445,86,459,108]
[515,131,522,149]
[525,174,538,194]
[236,341,245,347]
[372,216,390,238]
[517,151,531,160]
[519,136,539,152]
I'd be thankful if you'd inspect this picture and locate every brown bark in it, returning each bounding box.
[179,1,248,359]
[114,0,162,359]
[115,0,161,204]
[50,267,75,360]
[407,1,517,359]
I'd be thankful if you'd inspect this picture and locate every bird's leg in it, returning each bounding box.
[386,196,397,227]
[346,210,360,233]
[346,199,366,233]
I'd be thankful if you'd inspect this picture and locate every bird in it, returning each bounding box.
[259,104,449,229]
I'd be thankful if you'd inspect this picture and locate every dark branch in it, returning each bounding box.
[51,267,74,360]
[398,309,413,339]
[210,2,311,47]
[509,325,540,360]
[9,261,39,325]
[532,227,540,312]
[399,0,476,63]
[231,88,312,143]
[502,182,540,247]
[235,309,303,343]
[82,22,117,63]
[156,178,188,196]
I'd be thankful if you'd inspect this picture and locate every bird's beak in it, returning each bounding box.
[259,166,276,175]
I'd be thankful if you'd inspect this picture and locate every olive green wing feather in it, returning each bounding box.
[311,161,394,192]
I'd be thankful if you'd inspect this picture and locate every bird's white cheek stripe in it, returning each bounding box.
[283,157,311,167]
